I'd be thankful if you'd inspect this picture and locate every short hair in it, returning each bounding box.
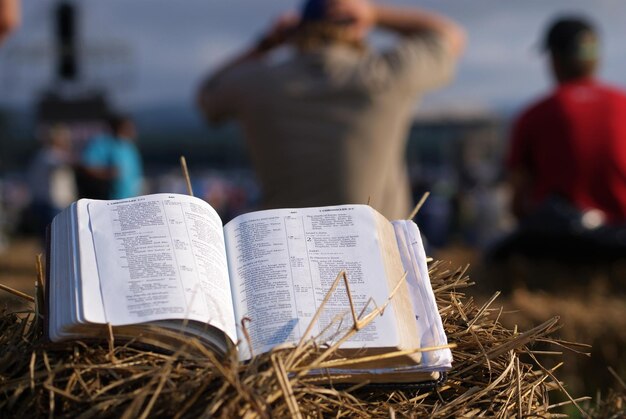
[107,113,133,135]
[295,0,364,51]
[543,15,599,78]
[46,124,71,147]
[544,16,597,58]
[293,21,364,51]
[300,0,329,23]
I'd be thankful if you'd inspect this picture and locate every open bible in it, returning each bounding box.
[48,193,451,383]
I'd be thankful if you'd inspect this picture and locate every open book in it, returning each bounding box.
[48,193,451,384]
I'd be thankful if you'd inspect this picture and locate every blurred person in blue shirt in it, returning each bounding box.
[80,114,143,200]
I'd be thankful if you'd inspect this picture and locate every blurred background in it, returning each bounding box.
[1,0,626,412]
[2,0,626,247]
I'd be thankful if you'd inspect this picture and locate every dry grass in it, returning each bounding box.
[0,260,590,418]
[498,286,626,405]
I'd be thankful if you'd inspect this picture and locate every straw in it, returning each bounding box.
[0,258,586,417]
[179,156,194,197]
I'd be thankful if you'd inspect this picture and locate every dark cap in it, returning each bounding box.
[301,0,329,22]
[543,16,599,60]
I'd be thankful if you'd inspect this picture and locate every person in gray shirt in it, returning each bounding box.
[197,0,465,220]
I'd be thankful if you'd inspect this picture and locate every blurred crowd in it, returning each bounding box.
[2,0,626,261]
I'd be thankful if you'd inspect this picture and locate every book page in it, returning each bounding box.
[49,205,74,341]
[392,220,452,370]
[224,205,400,358]
[76,201,106,324]
[86,194,237,343]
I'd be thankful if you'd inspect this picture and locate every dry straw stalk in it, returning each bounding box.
[0,257,593,418]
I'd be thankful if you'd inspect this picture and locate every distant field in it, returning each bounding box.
[0,238,41,312]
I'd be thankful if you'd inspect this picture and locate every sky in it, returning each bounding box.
[1,0,626,116]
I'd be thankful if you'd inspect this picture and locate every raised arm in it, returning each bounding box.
[329,0,465,57]
[0,0,20,45]
[196,13,299,122]
[374,5,465,57]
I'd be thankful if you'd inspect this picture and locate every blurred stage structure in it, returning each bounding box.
[0,1,133,244]
[36,1,127,152]
[1,0,133,151]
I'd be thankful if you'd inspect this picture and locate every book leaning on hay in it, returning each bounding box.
[47,193,452,384]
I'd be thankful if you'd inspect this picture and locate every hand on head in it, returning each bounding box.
[271,12,301,35]
[0,0,20,45]
[258,12,301,51]
[325,0,376,39]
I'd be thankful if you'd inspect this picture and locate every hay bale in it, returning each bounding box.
[0,261,586,418]
[588,389,626,418]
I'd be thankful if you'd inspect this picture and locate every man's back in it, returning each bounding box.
[198,1,465,220]
[206,35,453,219]
[509,79,626,222]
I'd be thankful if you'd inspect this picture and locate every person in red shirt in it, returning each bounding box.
[507,15,626,226]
